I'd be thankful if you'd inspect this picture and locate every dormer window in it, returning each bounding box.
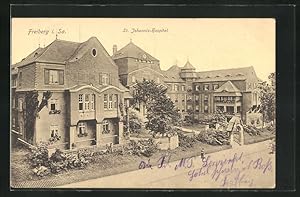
[92,48,97,57]
[225,74,231,77]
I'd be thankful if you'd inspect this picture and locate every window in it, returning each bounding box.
[12,117,16,128]
[213,84,219,90]
[44,69,64,85]
[204,84,209,91]
[85,94,90,110]
[114,94,118,109]
[215,96,220,101]
[187,105,192,110]
[49,99,59,113]
[237,106,241,112]
[50,125,59,138]
[91,94,95,110]
[79,94,83,111]
[102,120,110,134]
[181,85,186,91]
[19,122,23,134]
[104,94,108,109]
[204,105,209,113]
[109,95,113,109]
[92,48,97,57]
[132,76,136,83]
[195,85,200,91]
[174,85,179,91]
[204,95,209,101]
[182,94,185,102]
[217,106,224,112]
[18,72,22,86]
[50,70,58,84]
[12,78,17,87]
[100,73,110,85]
[195,95,199,101]
[78,122,88,137]
[195,105,199,113]
[18,99,23,112]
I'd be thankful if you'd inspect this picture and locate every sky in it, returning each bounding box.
[11,18,275,81]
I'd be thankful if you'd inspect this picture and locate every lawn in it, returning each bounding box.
[11,141,230,188]
[244,130,275,145]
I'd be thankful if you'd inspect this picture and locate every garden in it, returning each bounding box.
[11,79,231,188]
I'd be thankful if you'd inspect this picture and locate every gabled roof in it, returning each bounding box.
[12,39,81,68]
[162,65,185,82]
[12,47,47,68]
[214,81,242,96]
[215,81,241,93]
[195,66,258,83]
[111,41,159,61]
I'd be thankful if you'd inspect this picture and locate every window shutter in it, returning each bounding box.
[58,70,64,85]
[99,73,102,85]
[44,69,49,84]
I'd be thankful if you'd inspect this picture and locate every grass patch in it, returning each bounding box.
[244,131,275,145]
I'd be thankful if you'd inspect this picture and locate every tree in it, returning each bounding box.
[24,91,52,144]
[257,72,276,126]
[132,79,180,134]
[184,108,195,125]
[211,109,227,125]
[127,108,144,134]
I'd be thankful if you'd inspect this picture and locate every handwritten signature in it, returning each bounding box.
[138,152,273,187]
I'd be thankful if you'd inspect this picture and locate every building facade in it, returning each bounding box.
[112,41,261,122]
[11,37,261,149]
[11,37,131,150]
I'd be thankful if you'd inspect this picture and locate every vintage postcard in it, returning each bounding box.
[10,18,276,189]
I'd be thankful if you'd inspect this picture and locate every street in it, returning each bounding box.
[58,140,275,189]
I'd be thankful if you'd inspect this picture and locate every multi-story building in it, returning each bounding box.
[11,37,261,149]
[113,41,261,122]
[11,37,131,150]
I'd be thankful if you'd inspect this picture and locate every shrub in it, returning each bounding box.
[178,132,197,148]
[28,144,93,177]
[244,125,261,136]
[27,142,50,168]
[196,129,230,146]
[124,138,157,157]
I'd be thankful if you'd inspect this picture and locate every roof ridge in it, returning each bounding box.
[66,39,89,61]
[197,66,253,74]
[35,39,60,62]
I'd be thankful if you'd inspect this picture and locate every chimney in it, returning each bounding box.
[113,45,117,55]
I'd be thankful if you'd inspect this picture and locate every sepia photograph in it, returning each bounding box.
[10,18,276,189]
